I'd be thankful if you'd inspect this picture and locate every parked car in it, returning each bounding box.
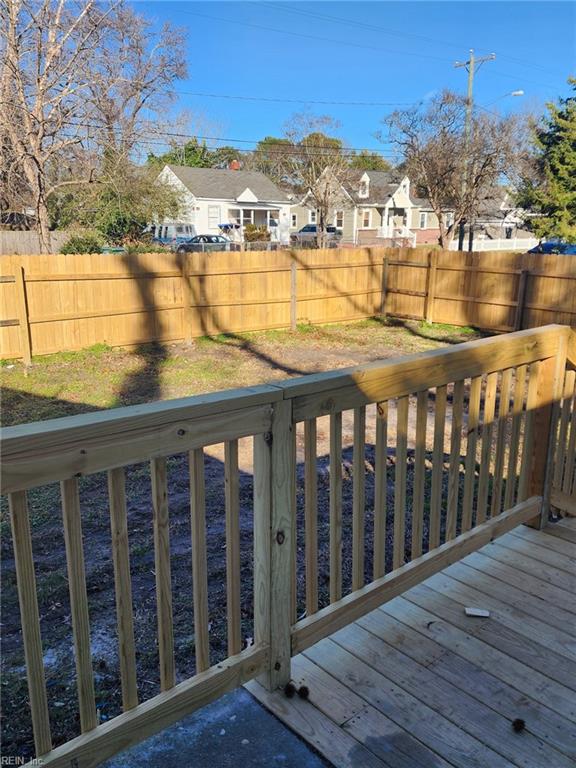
[528,241,576,254]
[290,224,342,244]
[175,235,232,253]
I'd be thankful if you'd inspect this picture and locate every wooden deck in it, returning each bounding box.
[247,518,576,768]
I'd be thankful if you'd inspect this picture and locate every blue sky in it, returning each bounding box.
[135,1,575,160]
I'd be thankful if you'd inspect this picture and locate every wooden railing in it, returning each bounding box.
[1,324,573,767]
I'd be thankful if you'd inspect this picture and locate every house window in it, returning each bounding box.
[359,180,368,198]
[208,205,220,229]
[309,209,317,224]
[291,213,298,228]
[335,210,344,228]
[419,212,428,229]
[241,209,254,225]
[360,209,371,228]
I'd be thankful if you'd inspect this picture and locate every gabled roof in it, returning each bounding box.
[165,165,290,203]
[344,170,405,204]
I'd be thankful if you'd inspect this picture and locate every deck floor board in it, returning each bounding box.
[248,520,576,767]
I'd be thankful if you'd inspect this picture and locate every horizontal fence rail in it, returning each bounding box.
[1,324,574,767]
[1,249,575,361]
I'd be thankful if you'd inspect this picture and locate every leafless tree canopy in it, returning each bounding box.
[0,0,187,251]
[382,91,521,247]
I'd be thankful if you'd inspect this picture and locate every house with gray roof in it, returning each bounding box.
[155,164,292,243]
[290,170,452,246]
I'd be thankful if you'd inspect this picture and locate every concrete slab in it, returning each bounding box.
[102,687,328,768]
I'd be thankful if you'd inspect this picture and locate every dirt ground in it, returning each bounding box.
[1,319,487,761]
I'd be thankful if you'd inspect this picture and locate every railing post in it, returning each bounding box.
[525,331,568,528]
[15,266,32,366]
[253,398,294,690]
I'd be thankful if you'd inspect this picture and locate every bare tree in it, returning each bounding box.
[283,114,353,247]
[382,92,520,247]
[0,0,186,252]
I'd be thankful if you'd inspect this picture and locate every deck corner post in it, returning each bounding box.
[254,398,294,691]
[526,332,568,529]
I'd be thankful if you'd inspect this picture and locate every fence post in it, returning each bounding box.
[514,269,529,331]
[15,266,32,366]
[290,258,297,331]
[178,253,193,342]
[424,250,438,324]
[379,255,388,321]
[525,332,568,529]
[253,399,294,690]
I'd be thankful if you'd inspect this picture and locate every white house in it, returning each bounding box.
[154,164,292,243]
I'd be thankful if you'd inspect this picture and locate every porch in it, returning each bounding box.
[2,324,575,767]
[249,517,576,767]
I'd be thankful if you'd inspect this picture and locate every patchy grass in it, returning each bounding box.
[1,319,485,426]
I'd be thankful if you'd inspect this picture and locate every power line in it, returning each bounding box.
[170,90,416,108]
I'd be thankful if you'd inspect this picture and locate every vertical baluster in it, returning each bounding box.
[225,440,241,656]
[352,406,366,590]
[462,376,482,532]
[373,401,388,579]
[108,468,138,710]
[393,396,409,570]
[476,372,498,523]
[253,433,271,683]
[446,380,465,541]
[304,419,318,616]
[190,448,210,673]
[517,361,541,503]
[61,478,98,731]
[562,389,576,496]
[329,412,342,603]
[411,391,427,558]
[491,368,513,517]
[429,385,447,549]
[504,364,528,510]
[151,457,175,690]
[290,427,297,624]
[9,491,52,756]
[553,371,575,492]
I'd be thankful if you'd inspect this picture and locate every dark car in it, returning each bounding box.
[528,241,576,255]
[176,235,232,253]
[290,224,342,244]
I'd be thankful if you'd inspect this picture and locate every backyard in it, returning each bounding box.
[1,318,485,760]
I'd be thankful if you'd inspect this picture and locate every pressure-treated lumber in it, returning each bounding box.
[291,496,542,655]
[393,396,409,570]
[329,411,343,603]
[429,385,447,549]
[411,391,427,558]
[9,491,52,756]
[490,368,513,517]
[476,373,498,523]
[352,406,366,590]
[61,478,98,731]
[151,458,175,691]
[107,468,138,711]
[225,440,241,656]
[462,376,481,532]
[504,365,528,511]
[190,448,210,673]
[32,647,267,768]
[446,381,464,540]
[304,419,318,615]
[373,401,388,579]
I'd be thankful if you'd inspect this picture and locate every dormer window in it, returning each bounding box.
[358,174,370,198]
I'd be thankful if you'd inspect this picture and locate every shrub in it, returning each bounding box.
[60,234,103,254]
[244,223,270,242]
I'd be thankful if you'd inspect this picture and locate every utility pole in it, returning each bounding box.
[454,50,496,251]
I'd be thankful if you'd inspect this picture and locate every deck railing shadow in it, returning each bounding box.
[1,324,575,767]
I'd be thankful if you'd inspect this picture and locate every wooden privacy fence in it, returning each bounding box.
[1,248,575,362]
[2,325,575,767]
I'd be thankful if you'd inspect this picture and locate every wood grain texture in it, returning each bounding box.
[476,373,498,524]
[61,478,98,732]
[107,468,138,711]
[429,385,447,550]
[393,396,409,570]
[373,401,388,579]
[225,440,241,657]
[462,376,482,532]
[190,448,210,673]
[352,406,366,591]
[504,365,528,511]
[490,368,513,517]
[411,391,427,559]
[9,491,52,756]
[151,458,175,690]
[329,411,343,604]
[446,381,464,541]
[304,419,318,616]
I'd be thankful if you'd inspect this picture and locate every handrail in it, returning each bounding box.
[1,324,572,767]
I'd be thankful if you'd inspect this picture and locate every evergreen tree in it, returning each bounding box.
[519,78,576,240]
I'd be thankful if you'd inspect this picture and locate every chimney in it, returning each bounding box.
[229,159,241,171]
